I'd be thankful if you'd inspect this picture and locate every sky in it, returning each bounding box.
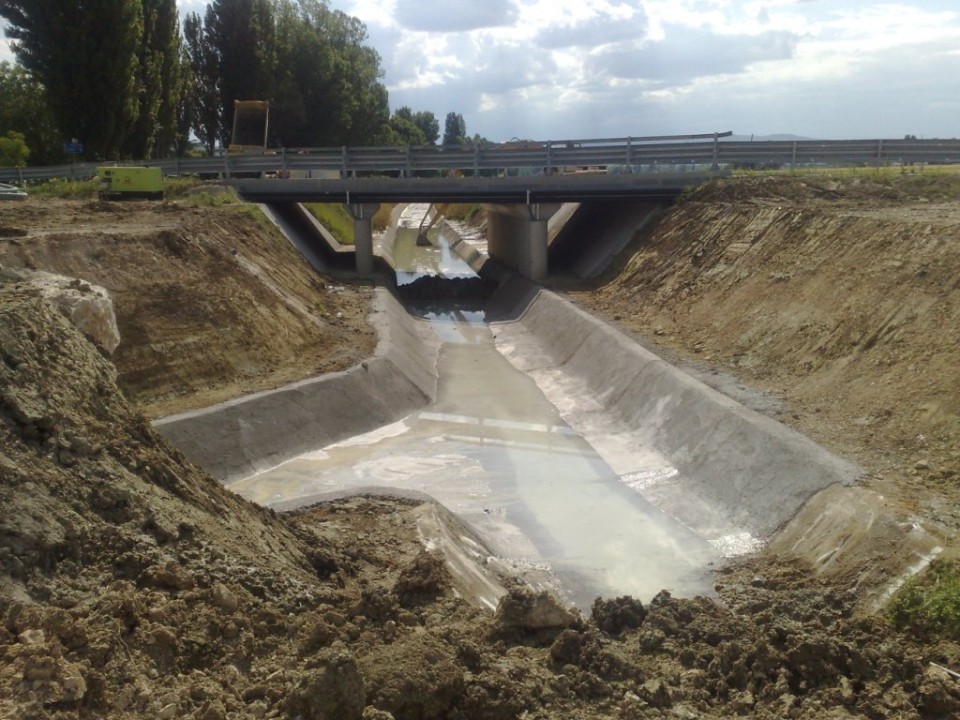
[5,1,960,142]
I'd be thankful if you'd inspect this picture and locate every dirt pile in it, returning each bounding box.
[0,198,375,418]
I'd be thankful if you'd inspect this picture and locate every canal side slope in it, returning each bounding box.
[572,172,960,580]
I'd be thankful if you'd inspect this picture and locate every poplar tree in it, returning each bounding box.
[183,10,221,155]
[124,0,182,158]
[206,0,277,148]
[443,112,467,146]
[0,0,143,160]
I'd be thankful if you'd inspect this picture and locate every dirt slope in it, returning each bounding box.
[0,197,375,417]
[573,174,960,538]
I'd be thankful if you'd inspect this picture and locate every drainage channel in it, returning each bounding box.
[229,205,720,607]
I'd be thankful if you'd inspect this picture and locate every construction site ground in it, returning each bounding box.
[1,175,959,719]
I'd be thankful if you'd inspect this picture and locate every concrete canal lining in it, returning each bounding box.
[155,290,440,482]
[488,276,863,541]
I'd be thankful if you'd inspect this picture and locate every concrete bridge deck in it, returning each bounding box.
[237,172,708,281]
[232,171,709,205]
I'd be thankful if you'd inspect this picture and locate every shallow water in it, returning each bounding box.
[391,204,475,285]
[230,305,720,607]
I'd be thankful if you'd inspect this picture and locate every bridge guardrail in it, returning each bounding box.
[2,134,959,184]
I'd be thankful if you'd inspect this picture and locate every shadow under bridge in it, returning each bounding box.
[234,172,704,281]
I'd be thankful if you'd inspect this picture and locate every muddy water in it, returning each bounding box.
[230,207,720,607]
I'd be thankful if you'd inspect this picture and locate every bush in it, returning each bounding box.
[889,559,960,640]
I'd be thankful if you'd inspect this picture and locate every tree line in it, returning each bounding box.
[0,0,476,166]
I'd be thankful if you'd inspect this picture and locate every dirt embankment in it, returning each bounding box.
[2,182,960,719]
[0,198,375,417]
[573,174,960,538]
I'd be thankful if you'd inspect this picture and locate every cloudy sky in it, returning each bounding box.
[6,1,960,142]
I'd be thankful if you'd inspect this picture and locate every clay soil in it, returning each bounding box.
[2,180,960,719]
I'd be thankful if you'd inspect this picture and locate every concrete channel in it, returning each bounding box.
[155,202,894,610]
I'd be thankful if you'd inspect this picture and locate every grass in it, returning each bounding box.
[303,202,356,245]
[889,558,960,640]
[27,178,99,199]
[436,203,483,223]
[731,163,960,182]
[372,204,394,232]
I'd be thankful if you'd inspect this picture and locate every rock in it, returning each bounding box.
[493,588,578,633]
[158,702,178,720]
[18,629,45,645]
[640,678,672,708]
[18,269,121,354]
[361,708,395,720]
[147,561,195,591]
[60,665,87,702]
[211,583,239,613]
[288,650,366,720]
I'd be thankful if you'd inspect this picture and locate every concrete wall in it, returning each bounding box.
[489,277,861,539]
[155,290,439,483]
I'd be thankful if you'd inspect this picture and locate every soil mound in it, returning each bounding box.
[0,198,375,418]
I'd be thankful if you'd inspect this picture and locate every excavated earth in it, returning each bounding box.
[2,180,960,719]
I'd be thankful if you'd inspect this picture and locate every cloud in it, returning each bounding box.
[535,10,649,50]
[590,24,800,84]
[393,0,519,32]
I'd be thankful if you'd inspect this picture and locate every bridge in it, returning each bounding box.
[5,132,959,280]
[236,171,708,280]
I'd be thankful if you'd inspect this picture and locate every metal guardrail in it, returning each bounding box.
[2,133,959,184]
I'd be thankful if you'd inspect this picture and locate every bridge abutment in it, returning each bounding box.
[485,203,562,282]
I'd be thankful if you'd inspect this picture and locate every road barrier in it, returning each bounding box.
[3,133,959,184]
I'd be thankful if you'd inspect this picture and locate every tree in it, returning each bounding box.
[183,10,220,154]
[413,110,439,145]
[0,61,61,165]
[0,131,30,167]
[268,0,391,147]
[388,106,426,145]
[206,0,276,148]
[442,112,467,146]
[174,44,195,157]
[124,0,182,158]
[1,0,144,160]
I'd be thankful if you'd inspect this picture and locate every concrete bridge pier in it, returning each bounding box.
[485,203,562,281]
[346,202,381,274]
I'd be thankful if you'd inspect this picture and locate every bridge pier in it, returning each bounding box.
[345,202,380,274]
[484,203,562,282]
